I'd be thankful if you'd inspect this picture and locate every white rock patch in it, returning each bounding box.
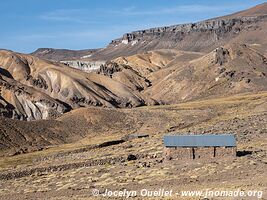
[122,39,129,44]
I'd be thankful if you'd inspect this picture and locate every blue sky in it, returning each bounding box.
[0,0,266,53]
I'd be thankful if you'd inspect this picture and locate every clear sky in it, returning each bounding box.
[0,0,266,53]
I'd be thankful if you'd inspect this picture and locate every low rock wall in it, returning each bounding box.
[164,146,236,160]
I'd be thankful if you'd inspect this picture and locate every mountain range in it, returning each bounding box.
[1,4,267,199]
[0,3,267,153]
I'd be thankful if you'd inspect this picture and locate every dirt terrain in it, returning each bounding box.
[0,92,266,199]
[0,3,267,200]
[3,42,267,121]
[0,50,149,120]
[114,43,267,104]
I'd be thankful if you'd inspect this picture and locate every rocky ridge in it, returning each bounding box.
[112,16,265,45]
[90,5,267,60]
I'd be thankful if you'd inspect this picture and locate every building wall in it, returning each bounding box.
[215,146,236,157]
[164,146,236,160]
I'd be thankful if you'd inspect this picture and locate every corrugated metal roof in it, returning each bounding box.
[164,134,236,147]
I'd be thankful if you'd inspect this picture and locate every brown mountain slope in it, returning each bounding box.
[0,73,69,120]
[93,50,204,104]
[113,49,202,76]
[109,50,204,94]
[0,50,149,120]
[2,4,267,121]
[31,48,99,61]
[91,43,267,104]
[2,43,265,121]
[143,43,267,103]
[219,2,267,19]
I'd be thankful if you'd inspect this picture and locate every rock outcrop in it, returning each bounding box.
[111,16,264,45]
[60,60,106,72]
[0,69,70,120]
[90,3,267,60]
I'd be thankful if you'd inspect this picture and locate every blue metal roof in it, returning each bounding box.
[164,134,236,147]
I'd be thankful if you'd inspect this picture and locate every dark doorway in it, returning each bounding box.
[192,148,195,159]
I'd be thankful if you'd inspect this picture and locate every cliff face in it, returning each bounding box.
[112,16,264,44]
[60,60,106,72]
[90,14,267,60]
[30,3,267,63]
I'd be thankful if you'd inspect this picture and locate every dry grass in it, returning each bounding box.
[1,92,266,171]
[0,134,121,170]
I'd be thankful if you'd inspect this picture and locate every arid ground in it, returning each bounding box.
[1,2,267,200]
[0,92,266,199]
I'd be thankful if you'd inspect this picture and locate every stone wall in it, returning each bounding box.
[215,146,236,157]
[164,146,236,160]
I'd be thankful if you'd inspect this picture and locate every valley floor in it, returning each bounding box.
[0,92,266,200]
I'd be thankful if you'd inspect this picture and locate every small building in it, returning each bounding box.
[163,134,236,160]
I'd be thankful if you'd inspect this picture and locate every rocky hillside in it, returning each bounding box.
[90,3,267,60]
[143,43,267,103]
[0,50,150,120]
[0,72,69,120]
[1,3,267,121]
[0,3,266,198]
[93,43,267,104]
[2,44,267,120]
